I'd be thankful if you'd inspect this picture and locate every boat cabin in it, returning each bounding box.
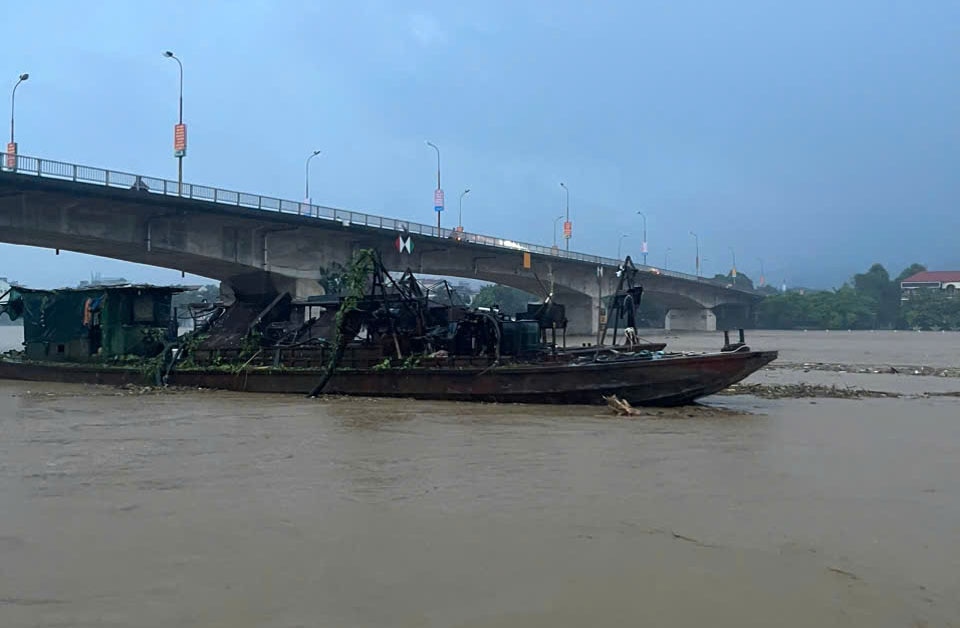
[0,284,187,361]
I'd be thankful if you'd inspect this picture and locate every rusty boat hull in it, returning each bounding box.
[0,360,146,387]
[0,349,777,406]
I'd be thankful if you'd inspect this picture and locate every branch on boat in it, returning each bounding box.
[308,249,378,398]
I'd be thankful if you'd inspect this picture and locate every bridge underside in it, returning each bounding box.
[0,228,317,304]
[0,173,759,334]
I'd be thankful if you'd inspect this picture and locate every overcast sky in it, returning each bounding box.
[2,0,958,289]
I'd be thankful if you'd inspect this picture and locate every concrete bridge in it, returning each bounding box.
[0,154,761,333]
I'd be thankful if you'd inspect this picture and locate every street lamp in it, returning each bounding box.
[425,140,441,234]
[664,247,672,268]
[163,51,185,195]
[729,246,737,285]
[636,210,648,265]
[305,149,321,204]
[458,188,470,231]
[690,231,700,277]
[8,72,29,168]
[559,181,570,251]
[552,214,565,248]
[617,233,631,261]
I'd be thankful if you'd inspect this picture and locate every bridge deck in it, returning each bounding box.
[1,152,757,296]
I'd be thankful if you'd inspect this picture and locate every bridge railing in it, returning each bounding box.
[1,153,759,295]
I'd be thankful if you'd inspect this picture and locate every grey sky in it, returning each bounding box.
[3,0,958,288]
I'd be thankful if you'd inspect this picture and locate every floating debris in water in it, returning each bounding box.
[720,383,901,399]
[603,394,751,417]
[778,362,960,378]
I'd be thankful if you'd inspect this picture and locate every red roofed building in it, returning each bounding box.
[900,271,960,297]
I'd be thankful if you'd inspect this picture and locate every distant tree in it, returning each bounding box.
[901,288,960,330]
[853,263,890,297]
[896,263,927,283]
[755,261,954,331]
[852,264,899,328]
[829,285,879,329]
[756,291,811,329]
[756,286,877,330]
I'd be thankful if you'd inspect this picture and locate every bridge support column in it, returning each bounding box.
[665,308,716,331]
[713,303,753,330]
[285,277,325,300]
[221,272,323,306]
[565,293,600,336]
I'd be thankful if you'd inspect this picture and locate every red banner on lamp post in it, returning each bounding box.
[174,124,187,157]
[563,221,572,239]
[5,142,16,169]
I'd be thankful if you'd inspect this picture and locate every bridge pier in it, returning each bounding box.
[665,308,717,331]
[712,303,753,330]
[565,293,599,336]
[219,273,323,306]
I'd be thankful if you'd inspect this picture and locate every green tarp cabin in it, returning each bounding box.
[0,284,188,361]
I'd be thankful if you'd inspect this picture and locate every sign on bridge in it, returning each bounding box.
[395,235,414,254]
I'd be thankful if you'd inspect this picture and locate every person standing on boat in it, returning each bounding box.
[621,291,639,348]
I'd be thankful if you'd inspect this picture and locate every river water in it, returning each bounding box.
[1,325,958,627]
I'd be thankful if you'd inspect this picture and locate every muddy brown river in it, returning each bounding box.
[1,327,958,627]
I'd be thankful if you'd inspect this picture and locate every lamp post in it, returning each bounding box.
[425,140,441,234]
[8,72,28,169]
[560,182,570,251]
[458,188,470,231]
[636,210,648,265]
[664,247,672,268]
[690,231,700,277]
[617,233,631,260]
[304,149,321,204]
[552,214,564,248]
[163,51,184,195]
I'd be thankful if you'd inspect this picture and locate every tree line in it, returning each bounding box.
[755,263,960,330]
